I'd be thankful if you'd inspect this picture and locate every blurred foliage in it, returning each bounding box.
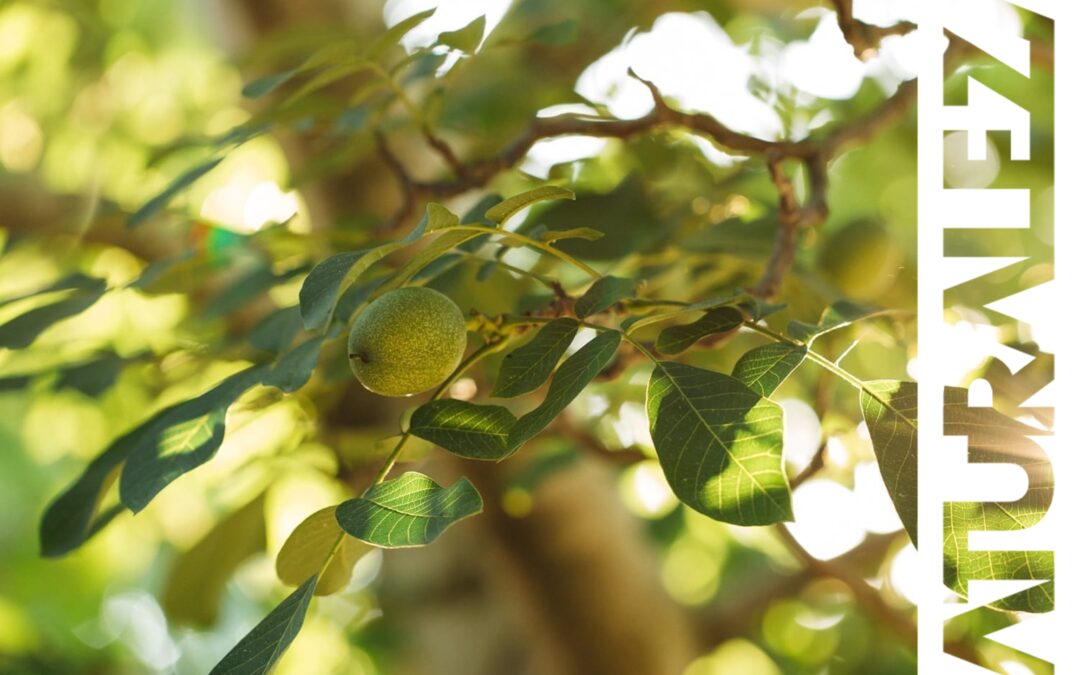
[0,0,1056,674]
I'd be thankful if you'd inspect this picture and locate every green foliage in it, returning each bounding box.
[484,185,575,225]
[128,157,224,227]
[732,343,807,397]
[0,281,107,349]
[409,399,517,460]
[276,507,368,596]
[860,380,918,546]
[656,306,743,355]
[647,362,790,525]
[574,276,636,319]
[209,576,318,675]
[335,472,482,547]
[492,318,578,398]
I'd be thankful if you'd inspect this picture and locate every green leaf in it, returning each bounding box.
[262,336,323,393]
[366,8,437,59]
[374,229,482,296]
[209,576,317,675]
[409,399,518,460]
[788,301,873,343]
[539,227,603,244]
[859,380,917,546]
[56,352,127,397]
[484,186,575,225]
[242,68,300,99]
[942,387,1054,613]
[299,216,429,331]
[422,202,460,230]
[335,472,482,548]
[655,306,743,355]
[574,276,636,319]
[128,157,223,227]
[732,343,807,397]
[438,15,485,53]
[0,273,105,308]
[119,366,267,513]
[492,318,579,398]
[276,507,368,596]
[163,495,266,626]
[40,433,133,557]
[647,362,790,525]
[0,286,107,349]
[250,306,304,353]
[508,330,620,449]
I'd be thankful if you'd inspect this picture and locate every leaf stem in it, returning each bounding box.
[370,337,507,485]
[451,225,603,280]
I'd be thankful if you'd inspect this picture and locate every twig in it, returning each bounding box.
[827,0,917,59]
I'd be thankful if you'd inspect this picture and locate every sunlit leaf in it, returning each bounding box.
[508,330,620,449]
[163,495,266,626]
[492,318,579,398]
[732,343,807,397]
[539,227,603,243]
[128,156,223,227]
[119,366,267,513]
[0,286,107,349]
[335,472,482,548]
[574,276,636,319]
[484,186,575,225]
[209,576,317,675]
[366,8,437,59]
[860,380,917,546]
[647,362,790,525]
[438,15,485,53]
[276,507,368,596]
[942,387,1054,613]
[0,273,104,308]
[299,217,428,331]
[409,399,517,460]
[655,306,743,355]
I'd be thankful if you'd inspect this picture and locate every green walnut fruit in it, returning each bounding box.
[817,220,903,301]
[348,287,467,397]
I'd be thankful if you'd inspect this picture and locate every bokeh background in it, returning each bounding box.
[0,0,1053,674]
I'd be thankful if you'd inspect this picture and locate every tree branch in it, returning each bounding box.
[827,0,917,59]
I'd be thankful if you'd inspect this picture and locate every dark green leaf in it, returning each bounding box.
[732,343,807,397]
[484,186,575,225]
[0,287,107,349]
[119,366,267,513]
[508,330,620,449]
[409,399,517,460]
[250,306,304,353]
[438,16,485,53]
[655,306,743,355]
[860,380,917,546]
[163,495,266,627]
[56,352,127,397]
[129,157,223,227]
[335,472,482,547]
[40,433,134,557]
[647,362,790,525]
[262,336,323,393]
[492,318,579,398]
[276,507,368,596]
[209,576,317,675]
[574,276,636,319]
